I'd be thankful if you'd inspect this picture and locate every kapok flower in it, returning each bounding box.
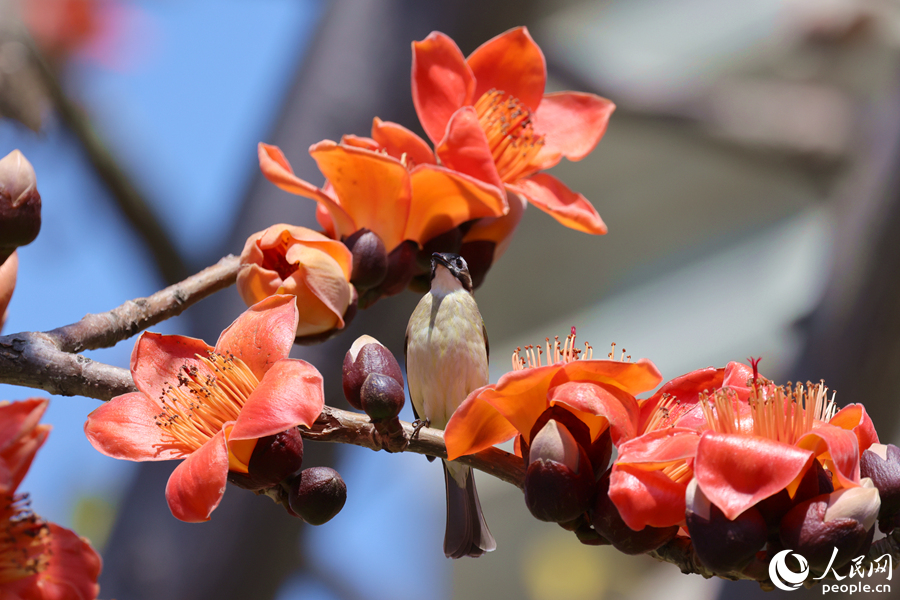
[258,116,507,255]
[412,27,613,242]
[0,399,102,600]
[85,295,325,522]
[444,331,661,465]
[238,224,355,338]
[609,362,878,533]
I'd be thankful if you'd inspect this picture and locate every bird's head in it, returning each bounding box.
[430,253,473,294]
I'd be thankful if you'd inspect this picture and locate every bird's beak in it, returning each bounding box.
[432,253,452,270]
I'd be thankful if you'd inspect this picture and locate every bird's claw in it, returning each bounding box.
[410,418,430,440]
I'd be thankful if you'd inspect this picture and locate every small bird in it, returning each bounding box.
[405,252,496,558]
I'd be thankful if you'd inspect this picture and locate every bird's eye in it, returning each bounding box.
[455,259,462,267]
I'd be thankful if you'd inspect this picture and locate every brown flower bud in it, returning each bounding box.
[227,428,304,490]
[359,240,418,307]
[360,373,405,422]
[344,229,387,291]
[591,469,678,554]
[0,151,41,258]
[342,335,403,410]
[288,466,347,525]
[860,443,900,525]
[524,420,593,523]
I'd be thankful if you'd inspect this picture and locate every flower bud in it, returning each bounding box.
[227,428,304,490]
[0,251,17,332]
[417,227,463,272]
[360,373,405,422]
[342,335,404,410]
[685,479,768,574]
[591,469,678,554]
[359,240,418,307]
[343,229,387,291]
[524,419,593,523]
[860,443,900,525]
[0,151,41,259]
[756,460,834,532]
[288,466,347,525]
[779,479,881,573]
[237,224,355,337]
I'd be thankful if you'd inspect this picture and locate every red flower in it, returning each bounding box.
[609,363,878,531]
[0,399,102,600]
[85,295,325,522]
[258,116,507,253]
[411,27,613,240]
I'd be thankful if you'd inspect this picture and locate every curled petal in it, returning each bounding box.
[435,107,504,192]
[532,92,615,168]
[509,174,607,235]
[230,359,325,441]
[829,404,878,453]
[609,463,689,530]
[282,245,352,336]
[371,118,436,167]
[257,143,356,238]
[548,382,638,445]
[411,31,475,144]
[695,432,815,521]
[404,164,506,245]
[236,263,283,307]
[0,398,47,454]
[84,392,184,461]
[215,294,299,380]
[340,134,380,151]
[130,332,212,398]
[467,27,546,113]
[444,389,518,460]
[798,422,861,490]
[616,428,701,466]
[165,429,229,522]
[638,367,723,432]
[551,358,661,397]
[310,141,411,252]
[476,365,559,440]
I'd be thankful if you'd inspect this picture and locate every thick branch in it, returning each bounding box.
[46,255,240,353]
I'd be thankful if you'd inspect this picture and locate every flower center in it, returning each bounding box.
[0,494,50,584]
[153,352,260,455]
[259,231,297,281]
[701,381,837,445]
[474,89,545,183]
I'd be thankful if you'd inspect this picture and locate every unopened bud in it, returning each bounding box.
[361,240,417,306]
[779,479,881,572]
[342,335,404,410]
[591,469,678,554]
[860,443,900,525]
[756,460,833,531]
[228,428,304,490]
[0,151,41,258]
[360,373,405,422]
[524,420,593,523]
[344,229,387,291]
[685,479,768,574]
[288,466,347,525]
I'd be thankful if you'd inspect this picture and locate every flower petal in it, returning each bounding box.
[551,358,662,397]
[283,244,352,336]
[462,189,528,260]
[404,164,506,245]
[371,117,436,167]
[215,294,299,381]
[798,422,861,490]
[84,392,184,461]
[609,463,688,530]
[509,173,607,235]
[548,382,638,445]
[411,31,475,144]
[258,143,356,238]
[475,364,560,440]
[435,107,504,192]
[829,404,878,453]
[230,359,325,441]
[0,398,47,455]
[532,92,615,168]
[0,250,17,331]
[638,367,723,432]
[130,332,212,398]
[165,429,229,522]
[309,141,411,252]
[444,389,518,460]
[467,27,546,113]
[617,427,701,466]
[695,431,815,521]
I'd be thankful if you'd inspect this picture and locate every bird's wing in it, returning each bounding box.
[482,319,489,362]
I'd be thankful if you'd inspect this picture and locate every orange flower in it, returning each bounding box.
[258,116,507,253]
[444,332,661,462]
[85,295,325,522]
[411,27,613,241]
[238,224,354,338]
[0,399,102,600]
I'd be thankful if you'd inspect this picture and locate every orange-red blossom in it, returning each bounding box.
[85,295,325,522]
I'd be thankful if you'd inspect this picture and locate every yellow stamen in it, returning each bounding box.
[0,494,50,584]
[474,89,545,182]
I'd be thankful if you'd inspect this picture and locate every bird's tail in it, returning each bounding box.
[442,461,496,559]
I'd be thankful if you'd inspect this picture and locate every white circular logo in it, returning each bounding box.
[769,549,810,591]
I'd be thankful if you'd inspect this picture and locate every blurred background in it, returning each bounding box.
[2,0,899,599]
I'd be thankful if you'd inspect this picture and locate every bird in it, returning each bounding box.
[405,252,496,558]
